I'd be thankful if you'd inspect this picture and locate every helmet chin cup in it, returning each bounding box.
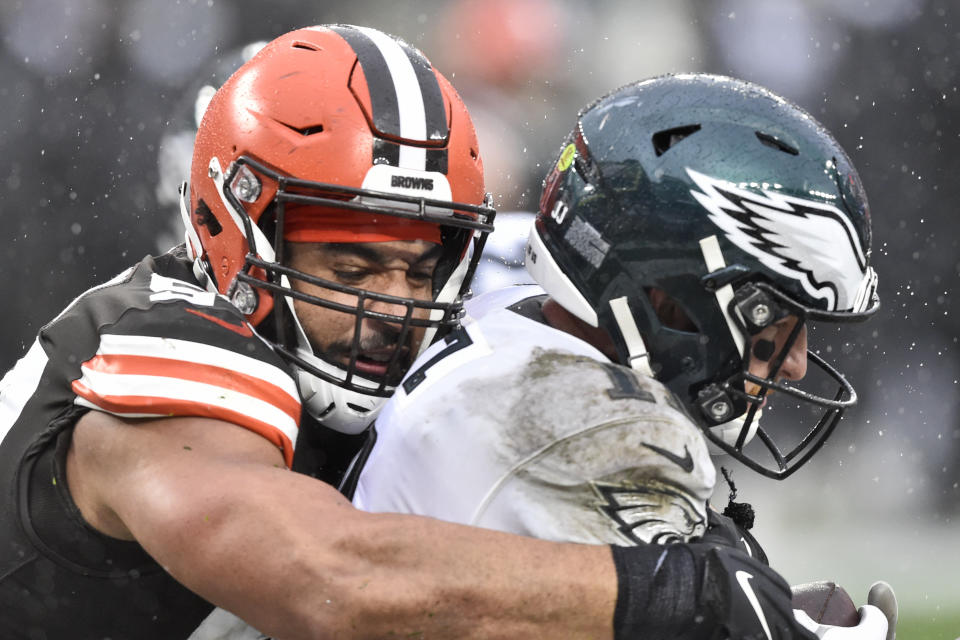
[698,380,762,459]
[705,409,762,456]
[296,360,385,434]
[286,293,387,434]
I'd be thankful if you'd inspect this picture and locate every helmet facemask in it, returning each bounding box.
[221,155,494,432]
[694,278,878,479]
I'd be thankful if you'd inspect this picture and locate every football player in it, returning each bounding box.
[356,74,892,639]
[0,26,837,640]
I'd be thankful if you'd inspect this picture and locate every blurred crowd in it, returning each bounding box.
[2,0,958,612]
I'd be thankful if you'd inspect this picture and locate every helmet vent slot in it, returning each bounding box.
[291,41,320,51]
[280,122,325,136]
[652,124,701,156]
[755,132,799,155]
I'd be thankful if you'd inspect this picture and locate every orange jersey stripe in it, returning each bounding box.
[71,384,296,468]
[79,353,300,424]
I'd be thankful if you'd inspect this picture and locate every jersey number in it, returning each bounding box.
[402,329,475,395]
[600,362,656,403]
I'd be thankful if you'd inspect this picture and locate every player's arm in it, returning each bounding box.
[67,410,617,639]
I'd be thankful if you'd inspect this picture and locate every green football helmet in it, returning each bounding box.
[526,74,879,479]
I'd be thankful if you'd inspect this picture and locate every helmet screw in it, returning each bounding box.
[749,303,771,326]
[230,280,258,315]
[709,399,732,422]
[208,165,220,179]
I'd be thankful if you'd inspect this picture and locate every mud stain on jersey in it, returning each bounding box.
[470,349,655,455]
[461,347,714,543]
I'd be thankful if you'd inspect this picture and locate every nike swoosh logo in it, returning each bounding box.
[185,308,254,338]
[735,570,773,640]
[642,442,695,473]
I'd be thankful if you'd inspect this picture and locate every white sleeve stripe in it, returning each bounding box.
[94,334,298,401]
[74,370,298,446]
[82,353,299,416]
[0,340,48,447]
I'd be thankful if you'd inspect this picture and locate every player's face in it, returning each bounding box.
[745,314,807,395]
[285,240,442,381]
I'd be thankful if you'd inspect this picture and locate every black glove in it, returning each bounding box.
[612,541,817,640]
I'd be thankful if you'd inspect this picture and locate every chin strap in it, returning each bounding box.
[179,181,203,261]
[699,234,746,357]
[608,296,654,377]
[179,180,219,293]
[419,249,471,357]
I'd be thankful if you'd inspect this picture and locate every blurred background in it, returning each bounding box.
[1,0,957,635]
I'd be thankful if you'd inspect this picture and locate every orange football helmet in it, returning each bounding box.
[183,25,494,432]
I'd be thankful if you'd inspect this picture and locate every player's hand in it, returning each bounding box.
[867,581,898,640]
[794,604,889,640]
[613,540,819,639]
[699,508,768,562]
[697,543,819,640]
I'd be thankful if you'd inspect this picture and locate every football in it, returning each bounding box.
[791,580,860,627]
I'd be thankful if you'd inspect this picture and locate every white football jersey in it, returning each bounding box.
[354,286,716,545]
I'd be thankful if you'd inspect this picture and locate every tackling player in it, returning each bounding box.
[356,74,892,639]
[0,27,836,640]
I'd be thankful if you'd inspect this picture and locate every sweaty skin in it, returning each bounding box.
[66,413,617,639]
[286,240,443,379]
[747,316,807,380]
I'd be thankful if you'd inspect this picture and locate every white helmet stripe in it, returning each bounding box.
[356,26,428,171]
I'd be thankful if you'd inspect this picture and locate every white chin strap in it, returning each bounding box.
[699,234,761,452]
[608,296,653,377]
[179,181,202,261]
[420,245,471,353]
[179,181,218,291]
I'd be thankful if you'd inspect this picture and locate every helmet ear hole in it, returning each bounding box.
[195,199,223,237]
[647,287,698,333]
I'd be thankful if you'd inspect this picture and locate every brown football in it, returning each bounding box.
[791,581,860,627]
